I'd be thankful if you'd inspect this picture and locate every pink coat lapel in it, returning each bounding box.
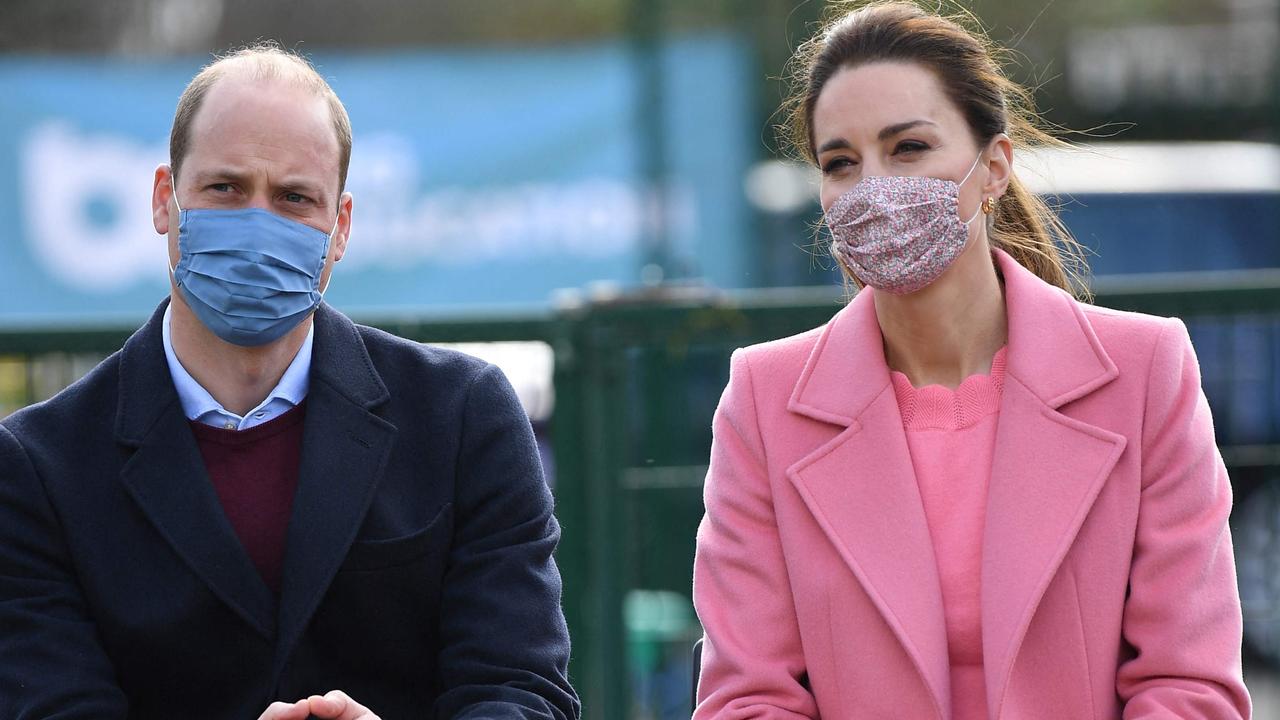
[783,249,1128,719]
[981,251,1127,713]
[786,286,951,717]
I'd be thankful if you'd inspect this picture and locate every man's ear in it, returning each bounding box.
[332,191,353,263]
[152,164,174,235]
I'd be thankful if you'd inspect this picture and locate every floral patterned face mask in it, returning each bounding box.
[826,154,984,295]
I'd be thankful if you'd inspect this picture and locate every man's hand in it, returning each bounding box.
[306,690,381,720]
[256,699,311,720]
[255,691,378,720]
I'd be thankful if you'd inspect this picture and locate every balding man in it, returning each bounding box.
[0,45,578,720]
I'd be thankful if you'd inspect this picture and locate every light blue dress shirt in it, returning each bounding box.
[162,305,313,431]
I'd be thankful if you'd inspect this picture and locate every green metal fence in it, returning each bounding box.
[3,273,1279,719]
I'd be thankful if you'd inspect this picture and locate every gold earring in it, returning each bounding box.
[981,197,996,215]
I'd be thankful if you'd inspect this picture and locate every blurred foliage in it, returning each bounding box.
[3,0,1240,47]
[0,0,1274,145]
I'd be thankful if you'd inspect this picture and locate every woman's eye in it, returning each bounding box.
[822,157,856,174]
[894,140,929,154]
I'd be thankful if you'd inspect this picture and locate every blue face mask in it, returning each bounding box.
[170,178,339,347]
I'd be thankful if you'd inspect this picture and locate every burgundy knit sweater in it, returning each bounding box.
[189,401,307,595]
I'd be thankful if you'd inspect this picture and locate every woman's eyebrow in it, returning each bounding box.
[816,119,939,155]
[878,119,937,140]
[817,137,851,154]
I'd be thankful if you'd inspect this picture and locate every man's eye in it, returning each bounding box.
[284,192,307,204]
[210,183,233,193]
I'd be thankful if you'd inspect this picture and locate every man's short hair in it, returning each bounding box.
[169,41,353,195]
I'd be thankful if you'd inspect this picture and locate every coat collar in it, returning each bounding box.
[307,302,391,410]
[115,302,398,665]
[995,250,1118,407]
[785,249,1126,719]
[115,300,180,445]
[115,300,277,637]
[270,303,397,681]
[114,302,389,443]
[788,248,1118,426]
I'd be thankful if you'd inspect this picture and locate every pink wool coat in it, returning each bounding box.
[692,249,1251,719]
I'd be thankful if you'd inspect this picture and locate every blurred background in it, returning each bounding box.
[0,0,1277,717]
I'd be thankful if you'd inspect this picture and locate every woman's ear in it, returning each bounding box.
[985,133,1013,199]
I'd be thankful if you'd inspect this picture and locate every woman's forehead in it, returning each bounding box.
[813,62,962,143]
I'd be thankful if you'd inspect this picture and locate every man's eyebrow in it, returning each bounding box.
[188,167,250,184]
[186,170,330,202]
[276,178,328,197]
[878,119,937,141]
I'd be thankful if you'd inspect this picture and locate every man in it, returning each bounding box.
[0,45,579,720]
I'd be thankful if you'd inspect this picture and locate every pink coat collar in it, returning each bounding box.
[788,247,1119,425]
[783,248,1128,717]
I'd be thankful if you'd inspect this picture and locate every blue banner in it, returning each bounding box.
[0,36,754,327]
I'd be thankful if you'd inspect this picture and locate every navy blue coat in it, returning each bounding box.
[0,302,579,720]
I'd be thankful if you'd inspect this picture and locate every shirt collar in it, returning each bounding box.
[162,305,313,425]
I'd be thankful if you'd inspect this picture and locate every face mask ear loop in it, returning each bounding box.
[958,153,983,188]
[170,173,183,214]
[318,208,343,298]
[168,173,182,277]
[959,154,986,225]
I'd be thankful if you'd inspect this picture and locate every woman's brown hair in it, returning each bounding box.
[781,0,1092,299]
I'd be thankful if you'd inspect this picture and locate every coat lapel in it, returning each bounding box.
[270,304,397,680]
[783,251,1134,718]
[116,301,276,639]
[786,289,951,719]
[980,251,1128,715]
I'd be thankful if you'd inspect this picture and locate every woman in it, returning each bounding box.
[691,2,1252,718]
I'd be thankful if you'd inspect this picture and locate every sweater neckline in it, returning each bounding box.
[890,346,1007,431]
[188,399,308,445]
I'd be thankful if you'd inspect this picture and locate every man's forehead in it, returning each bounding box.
[193,75,332,135]
[183,75,341,180]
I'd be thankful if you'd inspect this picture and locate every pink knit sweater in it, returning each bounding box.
[890,347,1007,720]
